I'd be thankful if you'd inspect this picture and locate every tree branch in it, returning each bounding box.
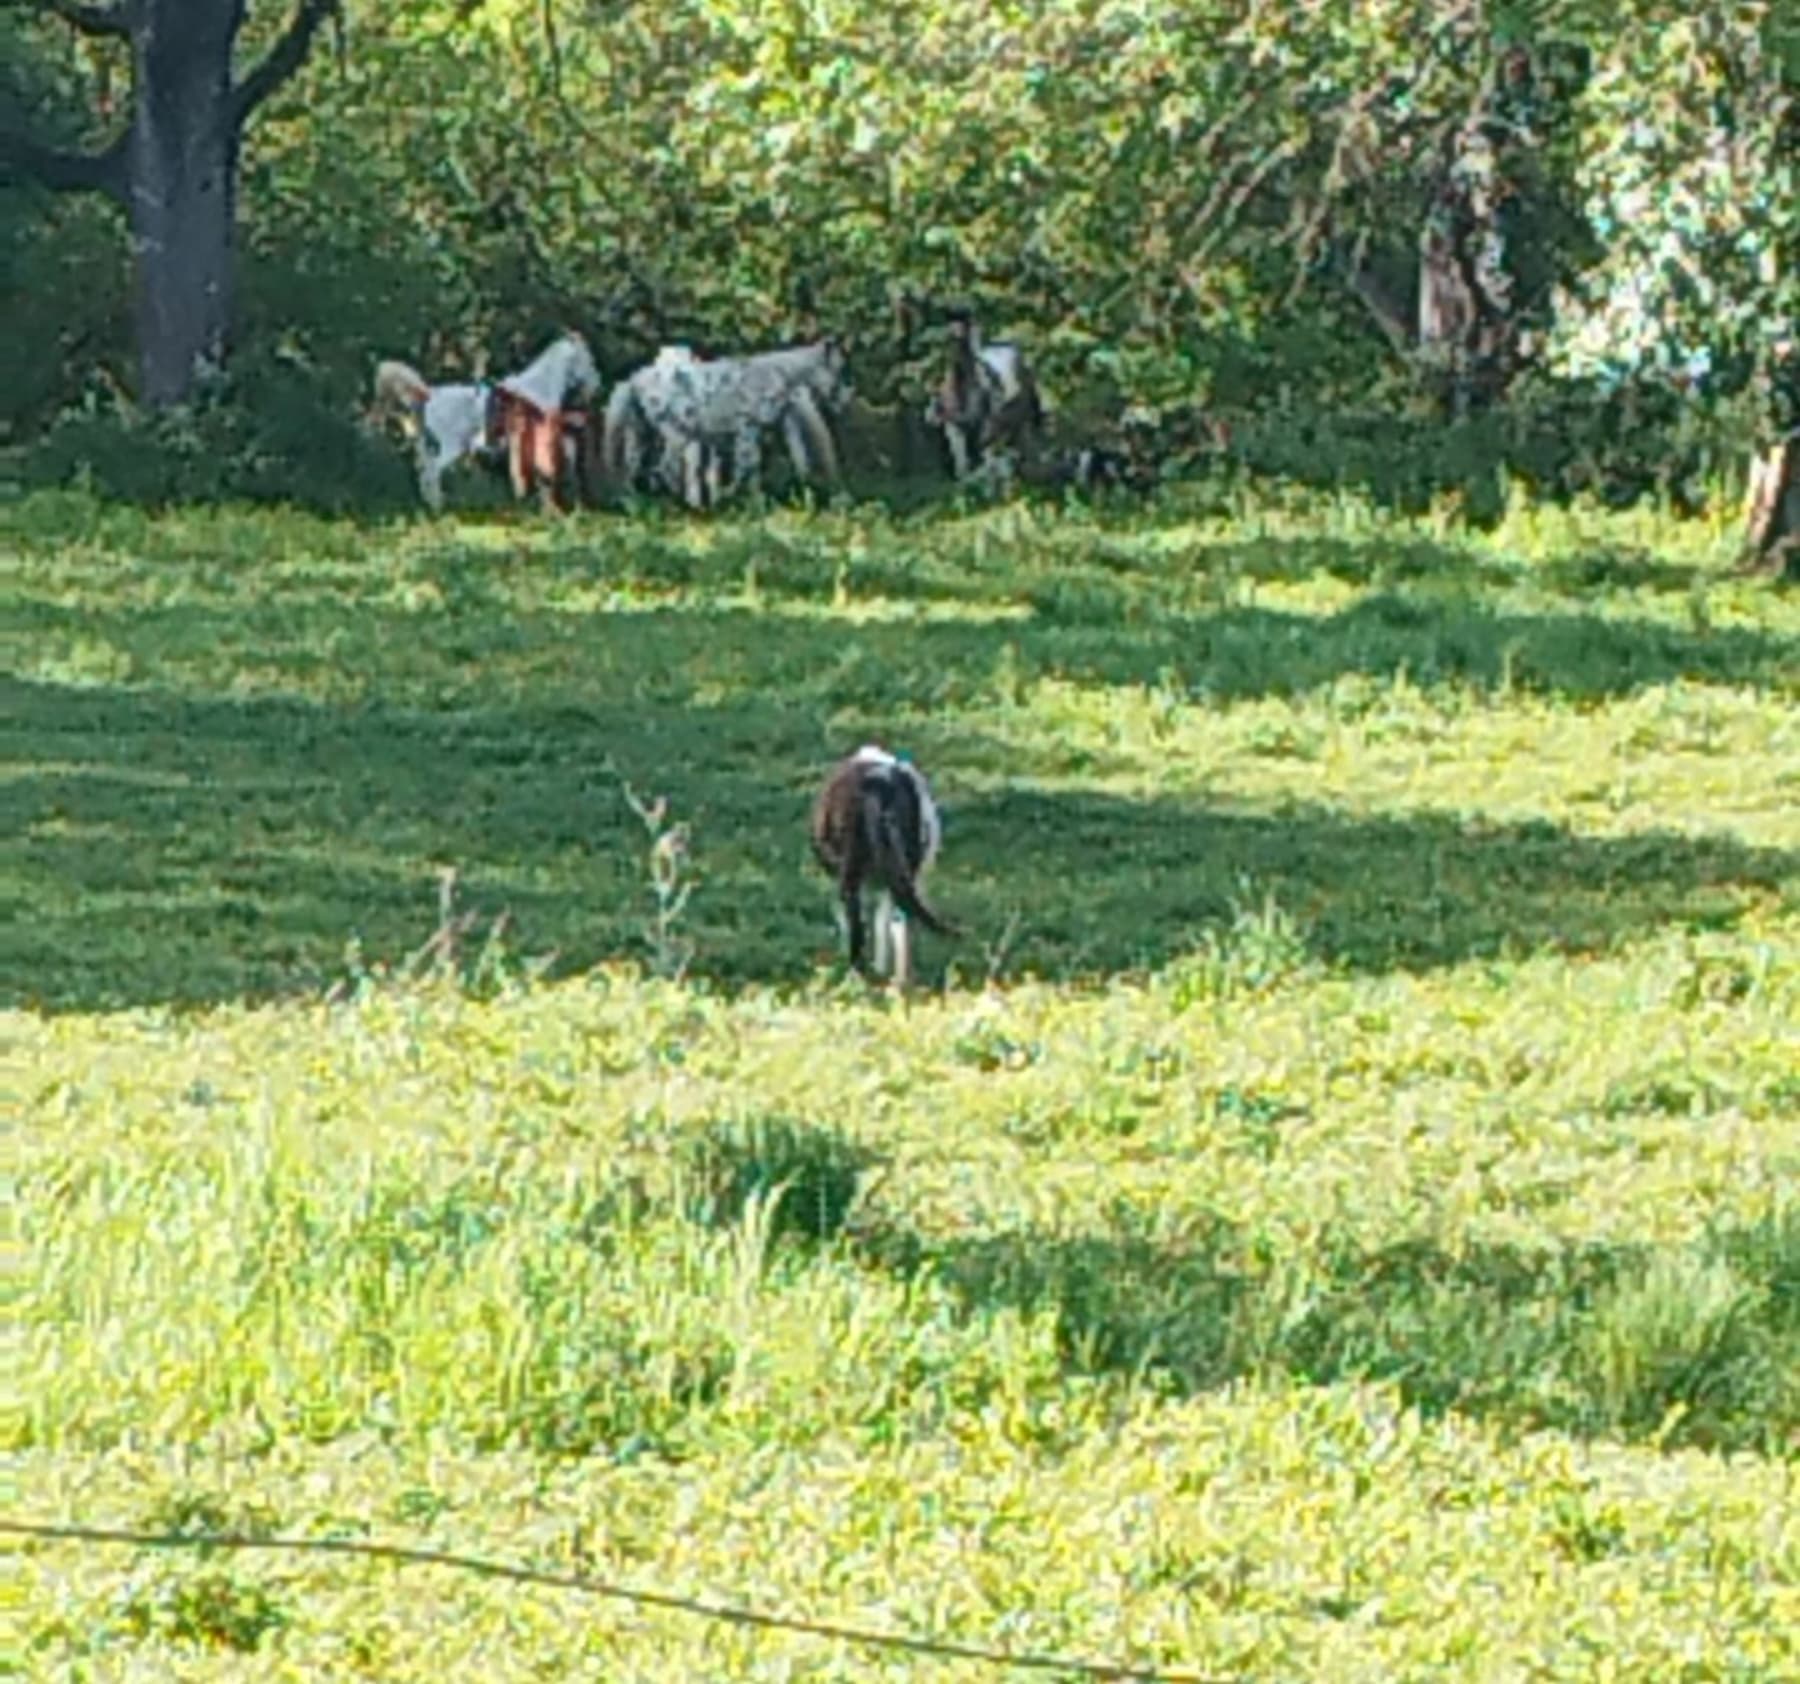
[0,124,125,199]
[232,0,339,125]
[1187,133,1306,266]
[541,0,564,102]
[28,0,136,36]
[1344,255,1417,358]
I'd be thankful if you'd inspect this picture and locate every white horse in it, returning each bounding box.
[499,329,599,414]
[371,361,498,513]
[599,340,847,509]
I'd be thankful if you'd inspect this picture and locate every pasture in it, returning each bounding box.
[8,484,1798,1680]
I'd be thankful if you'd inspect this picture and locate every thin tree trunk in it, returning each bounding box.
[1741,432,1799,578]
[129,1,242,405]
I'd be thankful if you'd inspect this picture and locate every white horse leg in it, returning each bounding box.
[872,890,894,978]
[781,411,809,480]
[890,909,913,994]
[653,426,685,497]
[418,442,446,512]
[680,435,708,510]
[947,424,971,481]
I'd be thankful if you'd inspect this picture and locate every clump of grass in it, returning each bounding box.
[1164,879,1316,1008]
[119,1570,290,1654]
[113,1496,292,1655]
[1577,1252,1767,1442]
[679,1114,878,1247]
[327,867,552,1003]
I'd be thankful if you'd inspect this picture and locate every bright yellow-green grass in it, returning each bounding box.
[6,485,1798,1680]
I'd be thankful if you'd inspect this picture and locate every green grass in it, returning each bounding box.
[7,485,1798,1680]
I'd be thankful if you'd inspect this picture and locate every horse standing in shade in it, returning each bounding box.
[371,361,503,513]
[373,330,600,513]
[492,330,602,512]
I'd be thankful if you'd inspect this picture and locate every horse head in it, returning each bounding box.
[558,329,600,401]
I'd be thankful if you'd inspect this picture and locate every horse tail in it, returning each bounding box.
[786,385,840,482]
[860,779,955,938]
[599,378,642,495]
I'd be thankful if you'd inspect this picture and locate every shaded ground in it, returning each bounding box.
[5,663,1793,1010]
[5,507,1795,1010]
[850,1207,1800,1454]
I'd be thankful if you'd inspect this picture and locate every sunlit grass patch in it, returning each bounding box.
[10,1381,1796,1680]
[16,910,1797,1459]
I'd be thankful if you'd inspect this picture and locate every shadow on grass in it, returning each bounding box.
[678,1113,881,1246]
[13,517,1797,698]
[1010,583,1791,700]
[441,523,1791,699]
[856,1206,1800,1453]
[0,672,828,1011]
[1175,531,1715,600]
[4,663,1795,1010]
[942,785,1796,983]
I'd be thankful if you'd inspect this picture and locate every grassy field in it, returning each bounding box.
[7,483,1798,1680]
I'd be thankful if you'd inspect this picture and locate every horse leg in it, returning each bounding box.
[680,435,708,510]
[534,414,564,513]
[507,411,532,502]
[418,441,446,512]
[946,423,971,481]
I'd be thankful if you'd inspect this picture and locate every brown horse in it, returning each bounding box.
[492,331,602,512]
[493,390,593,512]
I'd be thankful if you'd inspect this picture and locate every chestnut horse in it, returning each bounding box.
[494,330,601,511]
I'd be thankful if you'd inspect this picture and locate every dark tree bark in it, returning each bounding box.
[2,0,340,406]
[1344,255,1415,361]
[128,2,242,403]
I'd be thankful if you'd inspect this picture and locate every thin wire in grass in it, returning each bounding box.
[3,1518,1237,1683]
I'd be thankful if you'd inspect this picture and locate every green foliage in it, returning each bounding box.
[680,1114,878,1245]
[1543,2,1797,439]
[15,346,418,510]
[7,0,1792,506]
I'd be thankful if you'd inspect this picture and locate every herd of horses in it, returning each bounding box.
[371,311,1180,516]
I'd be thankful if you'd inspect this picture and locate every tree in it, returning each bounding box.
[1741,427,1798,577]
[1226,8,1598,426]
[1533,2,1796,565]
[1338,64,1571,419]
[2,0,340,405]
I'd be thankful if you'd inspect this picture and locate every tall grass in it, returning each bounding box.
[8,486,1798,1680]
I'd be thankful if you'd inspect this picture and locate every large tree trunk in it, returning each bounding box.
[2,0,336,410]
[129,0,243,406]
